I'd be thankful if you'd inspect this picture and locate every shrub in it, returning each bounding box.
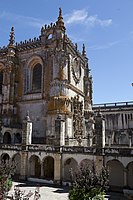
[0,161,15,199]
[5,178,12,191]
[69,163,109,200]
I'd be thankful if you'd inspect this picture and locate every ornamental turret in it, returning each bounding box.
[56,8,66,32]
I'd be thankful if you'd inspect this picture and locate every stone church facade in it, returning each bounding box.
[0,9,133,190]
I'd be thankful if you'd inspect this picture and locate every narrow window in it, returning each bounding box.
[32,63,42,91]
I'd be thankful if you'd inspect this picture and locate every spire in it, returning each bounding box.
[56,8,66,32]
[9,27,15,47]
[82,44,86,57]
[59,7,63,19]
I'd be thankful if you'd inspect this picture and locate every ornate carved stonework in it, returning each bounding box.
[48,96,72,114]
[72,95,83,137]
[72,57,81,84]
[0,8,93,147]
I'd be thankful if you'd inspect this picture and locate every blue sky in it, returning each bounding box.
[0,0,133,104]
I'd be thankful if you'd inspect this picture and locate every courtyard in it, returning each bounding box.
[8,181,127,200]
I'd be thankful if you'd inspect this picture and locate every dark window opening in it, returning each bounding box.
[32,63,42,91]
[3,132,11,144]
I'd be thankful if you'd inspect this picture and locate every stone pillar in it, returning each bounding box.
[20,151,28,180]
[22,112,32,145]
[129,135,132,147]
[20,112,32,180]
[88,135,93,146]
[95,110,105,148]
[124,169,128,188]
[54,154,61,184]
[95,156,103,172]
[41,162,43,178]
[60,119,65,146]
[108,135,111,147]
[55,115,65,146]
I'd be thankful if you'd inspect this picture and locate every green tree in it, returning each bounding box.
[69,163,109,200]
[0,161,15,199]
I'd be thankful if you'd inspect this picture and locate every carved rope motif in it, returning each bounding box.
[72,95,83,137]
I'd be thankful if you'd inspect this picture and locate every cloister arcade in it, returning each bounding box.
[0,149,133,189]
[106,159,133,189]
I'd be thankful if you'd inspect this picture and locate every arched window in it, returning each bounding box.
[0,72,3,94]
[3,132,11,144]
[32,63,42,91]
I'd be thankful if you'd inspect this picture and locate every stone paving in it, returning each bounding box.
[8,181,128,200]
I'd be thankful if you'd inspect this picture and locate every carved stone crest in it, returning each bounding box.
[72,57,81,84]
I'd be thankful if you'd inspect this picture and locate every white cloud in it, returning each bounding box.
[0,11,45,28]
[65,9,88,24]
[65,9,112,27]
[87,15,112,27]
[89,41,119,50]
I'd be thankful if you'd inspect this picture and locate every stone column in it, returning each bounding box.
[129,135,132,147]
[20,151,28,180]
[55,115,65,146]
[123,169,128,188]
[22,112,32,145]
[60,120,65,146]
[95,156,103,172]
[19,112,32,180]
[41,162,43,178]
[54,154,61,184]
[88,135,93,146]
[108,135,111,147]
[95,110,105,148]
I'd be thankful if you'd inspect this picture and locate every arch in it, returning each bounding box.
[127,161,133,189]
[12,153,21,177]
[64,158,78,181]
[79,159,93,170]
[1,153,10,163]
[43,156,54,180]
[14,133,22,144]
[107,159,124,188]
[3,132,11,144]
[29,155,41,178]
[26,55,44,93]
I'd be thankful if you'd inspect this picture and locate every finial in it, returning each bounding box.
[82,44,86,57]
[97,107,102,117]
[75,43,78,50]
[56,8,66,31]
[9,27,15,46]
[25,110,31,121]
[59,7,62,19]
[41,26,44,34]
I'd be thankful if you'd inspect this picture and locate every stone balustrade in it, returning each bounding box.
[0,144,133,157]
[0,144,22,150]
